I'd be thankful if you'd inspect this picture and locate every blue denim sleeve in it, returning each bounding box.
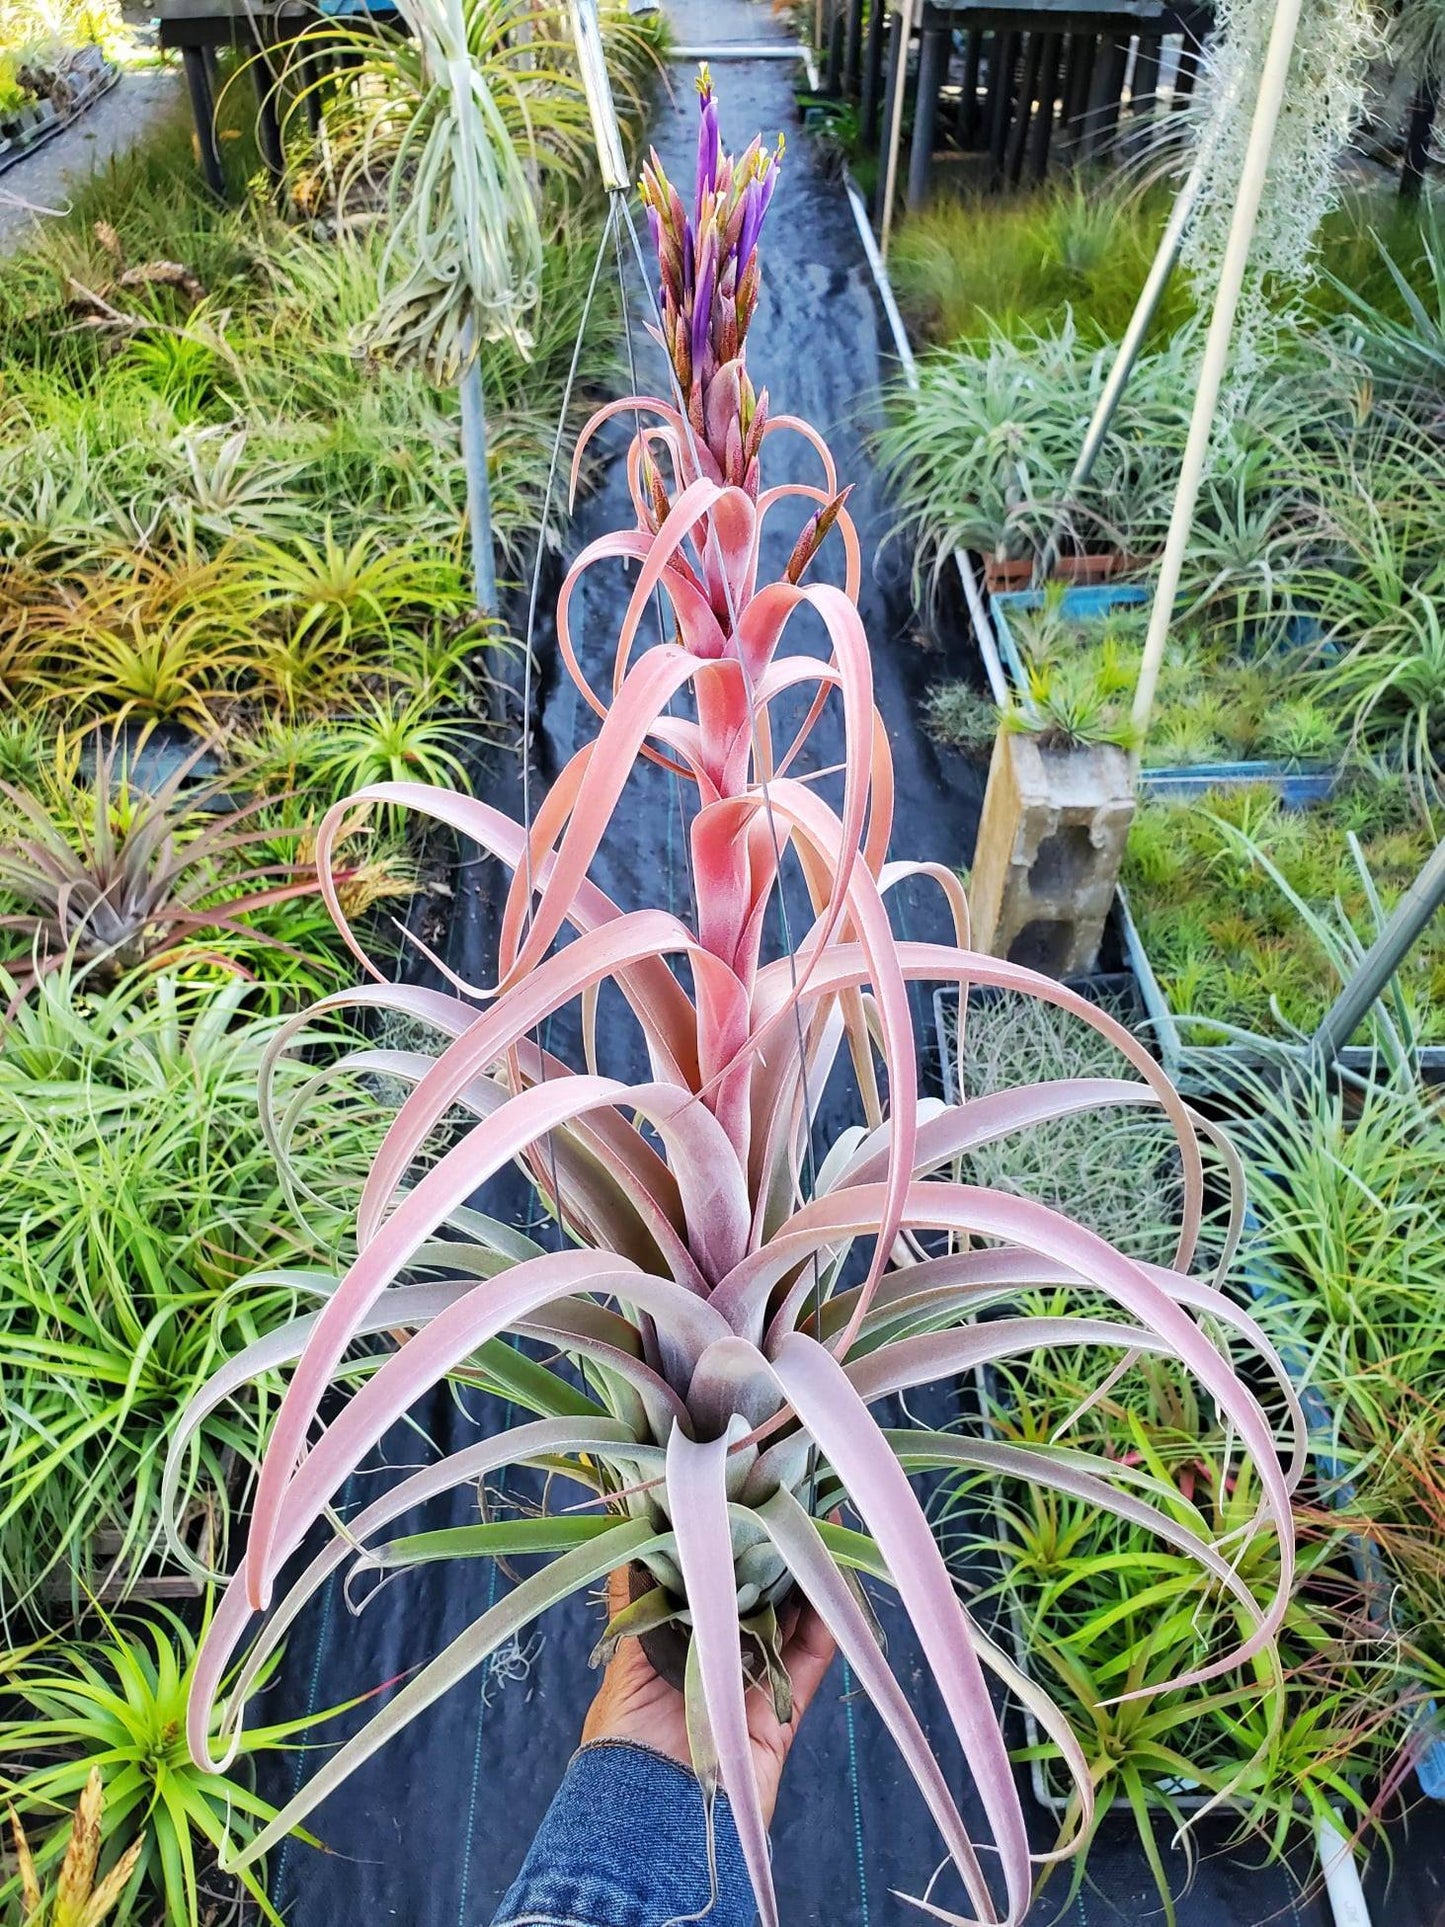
[489,1740,757,1927]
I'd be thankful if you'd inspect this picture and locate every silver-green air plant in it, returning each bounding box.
[343,0,598,613]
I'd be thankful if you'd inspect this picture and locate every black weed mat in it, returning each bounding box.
[251,24,1444,1927]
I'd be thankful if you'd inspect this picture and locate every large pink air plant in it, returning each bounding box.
[171,79,1302,1927]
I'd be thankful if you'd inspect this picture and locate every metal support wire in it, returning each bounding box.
[459,326,499,620]
[1310,836,1445,1071]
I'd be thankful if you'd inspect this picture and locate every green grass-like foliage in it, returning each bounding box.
[888,182,1445,354]
[0,969,383,1617]
[1124,780,1445,1045]
[1231,1068,1445,1690]
[890,179,1195,349]
[0,1605,354,1927]
[937,1356,1411,1927]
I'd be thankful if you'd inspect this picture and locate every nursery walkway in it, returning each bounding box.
[252,12,1393,1927]
[0,6,180,255]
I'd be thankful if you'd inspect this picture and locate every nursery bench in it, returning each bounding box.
[158,0,399,197]
[862,0,1205,205]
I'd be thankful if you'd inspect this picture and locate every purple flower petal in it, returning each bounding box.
[696,93,719,208]
[756,156,779,227]
[691,237,717,382]
[737,180,760,271]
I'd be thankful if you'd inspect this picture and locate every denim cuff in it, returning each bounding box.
[490,1740,756,1927]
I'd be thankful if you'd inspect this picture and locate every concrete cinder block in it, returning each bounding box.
[969,730,1136,976]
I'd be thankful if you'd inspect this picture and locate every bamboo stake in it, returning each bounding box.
[879,0,915,257]
[1130,0,1304,744]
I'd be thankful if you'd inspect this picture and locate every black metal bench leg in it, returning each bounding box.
[843,0,864,96]
[860,0,886,145]
[958,28,983,148]
[987,29,1019,189]
[907,25,949,210]
[826,0,844,93]
[182,44,227,197]
[1004,30,1044,187]
[873,6,906,215]
[1027,30,1062,181]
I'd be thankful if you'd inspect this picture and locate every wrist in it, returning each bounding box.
[491,1740,757,1927]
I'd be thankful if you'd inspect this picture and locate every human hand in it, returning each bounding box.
[581,1570,836,1827]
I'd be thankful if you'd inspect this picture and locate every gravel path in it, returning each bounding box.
[0,62,183,254]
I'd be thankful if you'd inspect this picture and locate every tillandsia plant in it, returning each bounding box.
[341,0,570,377]
[0,731,410,1005]
[174,83,1304,1926]
[321,2,659,377]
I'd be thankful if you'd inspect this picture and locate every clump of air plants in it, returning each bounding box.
[1124,778,1445,1046]
[0,731,412,1006]
[175,77,1301,1927]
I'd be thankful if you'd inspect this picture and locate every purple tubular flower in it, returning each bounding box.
[755,157,779,230]
[737,179,763,274]
[737,157,779,270]
[691,237,717,380]
[696,89,719,207]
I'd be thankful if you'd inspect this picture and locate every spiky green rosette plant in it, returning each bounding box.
[174,79,1303,1927]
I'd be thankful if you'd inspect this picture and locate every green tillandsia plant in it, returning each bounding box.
[329,1,629,378]
[172,82,1303,1927]
[0,965,386,1617]
[1123,778,1445,1053]
[320,0,656,618]
[1224,1063,1445,1692]
[0,1606,362,1927]
[935,1365,1409,1927]
[1324,584,1445,798]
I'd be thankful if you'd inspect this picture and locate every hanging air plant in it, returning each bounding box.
[351,0,590,380]
[1182,0,1377,350]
